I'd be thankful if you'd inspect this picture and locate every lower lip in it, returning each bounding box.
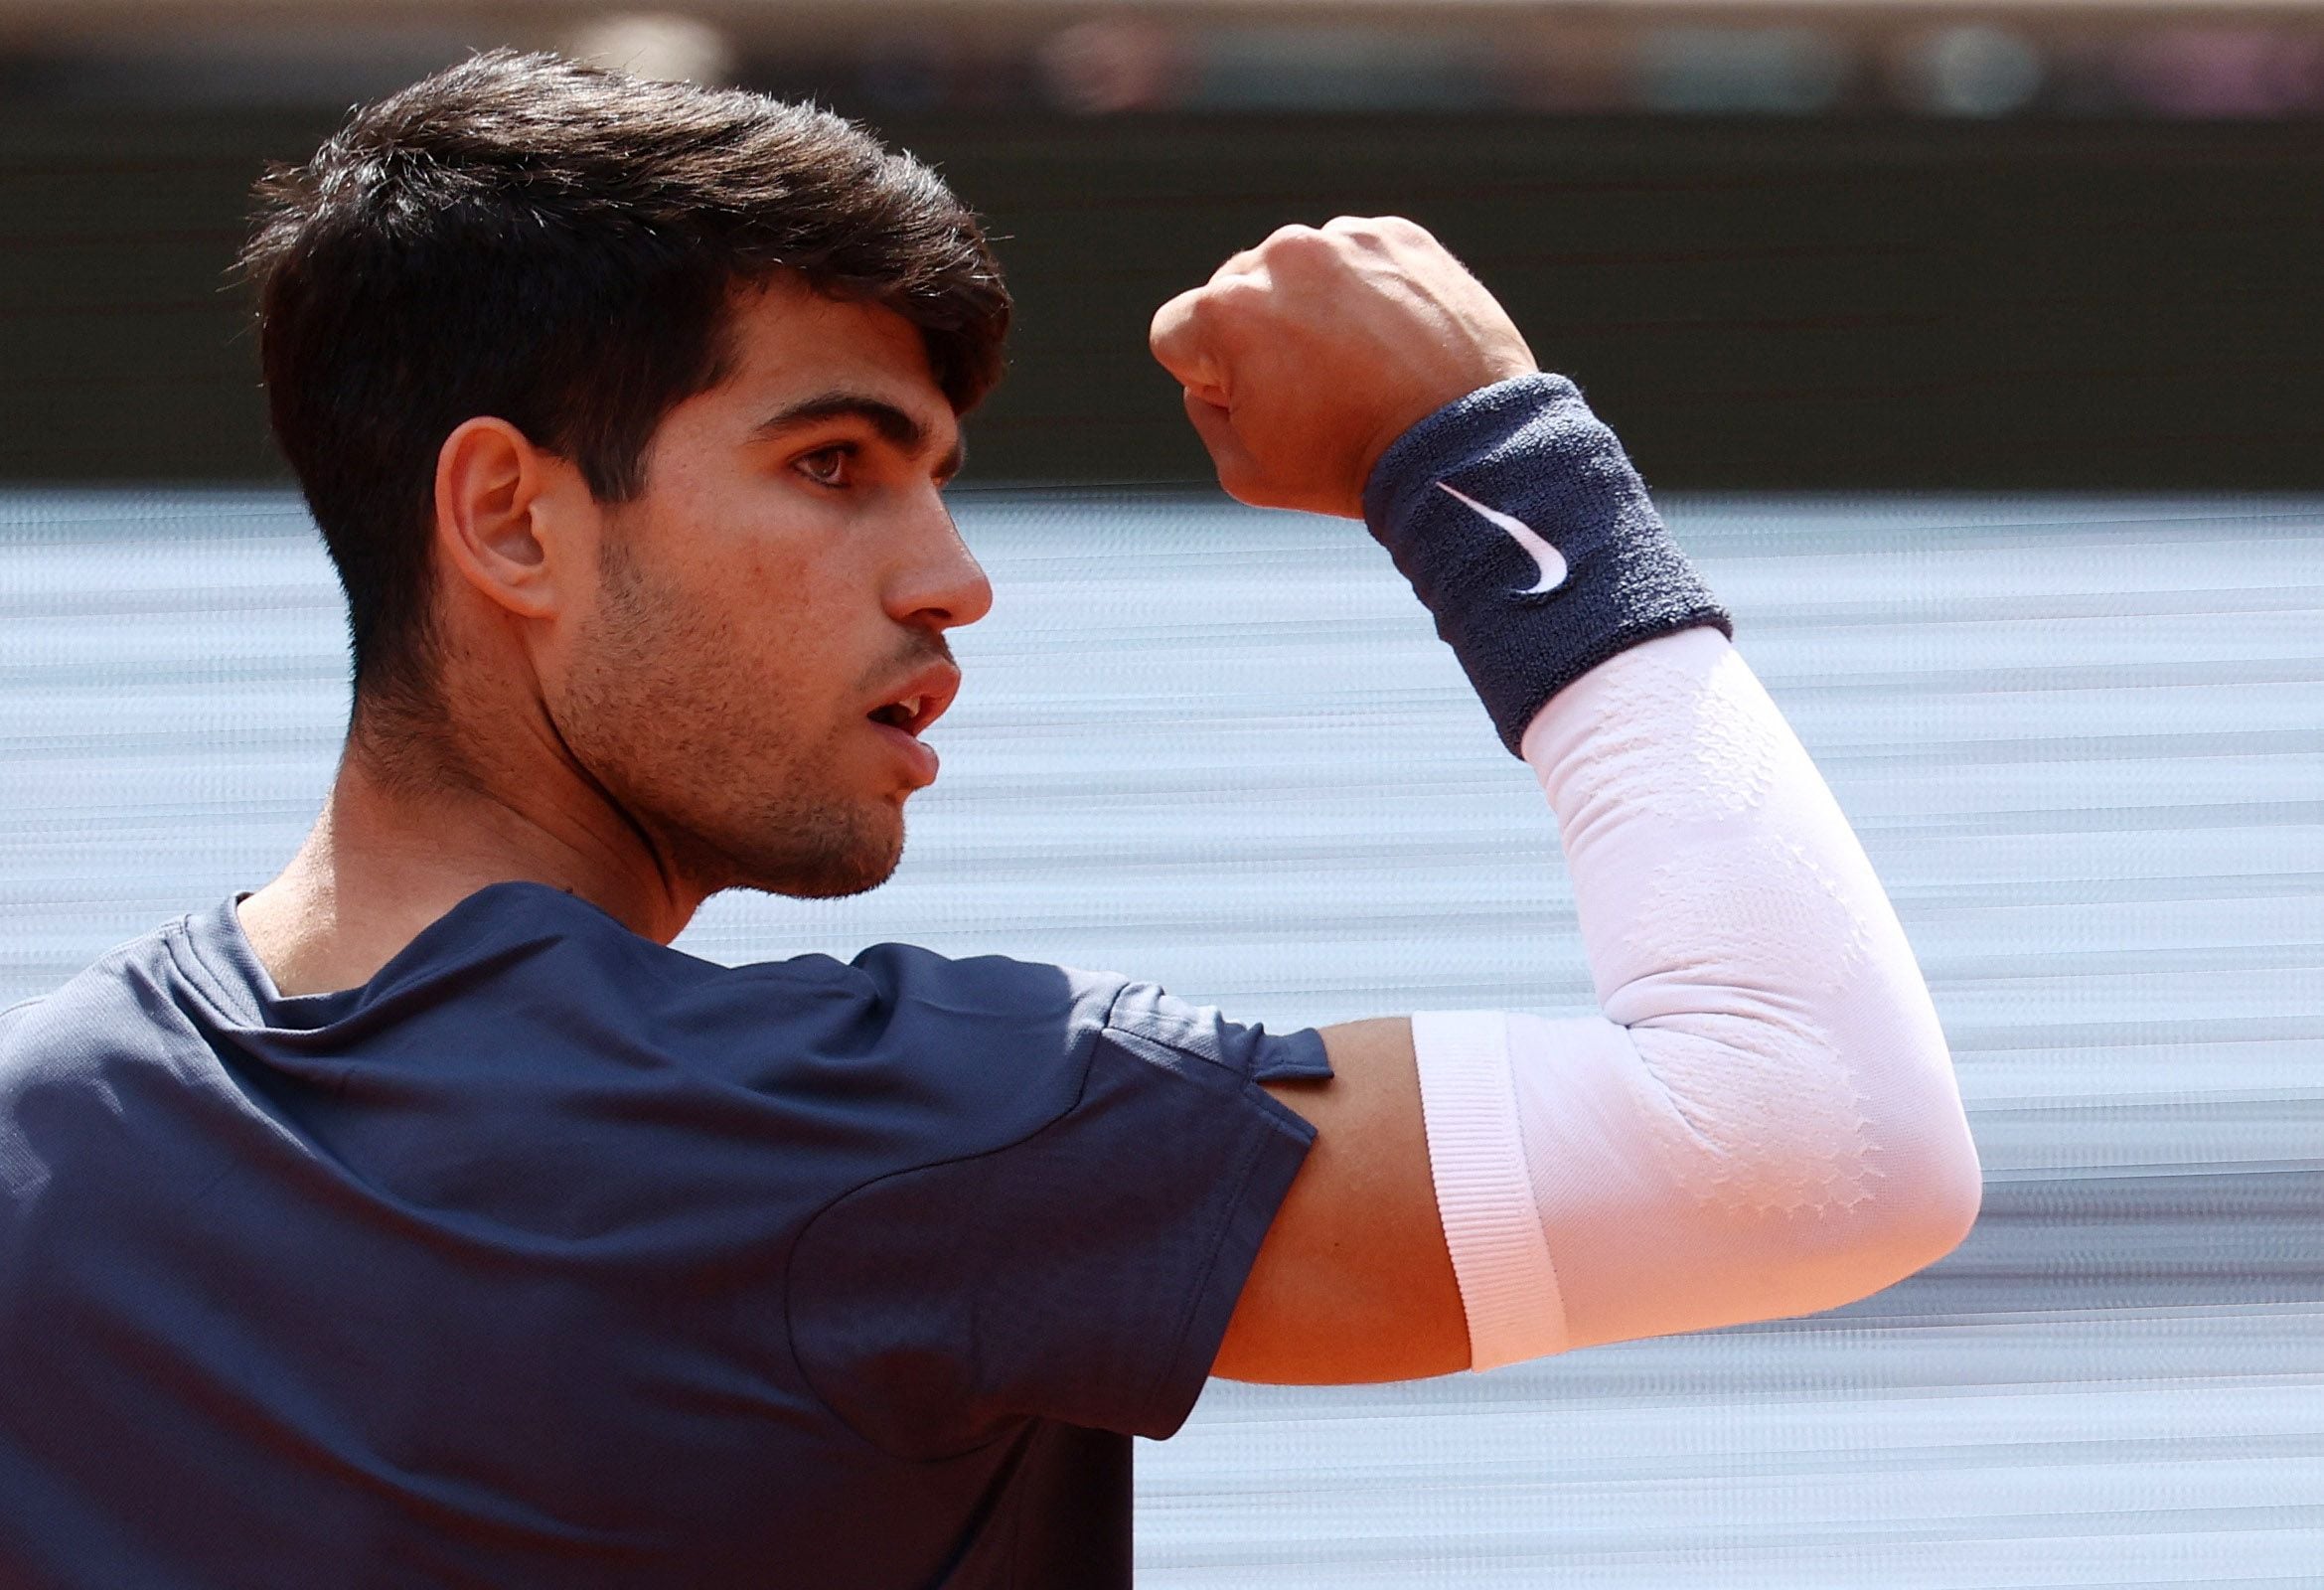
[870,719,939,786]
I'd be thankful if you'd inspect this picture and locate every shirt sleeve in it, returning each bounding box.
[784,977,1327,1461]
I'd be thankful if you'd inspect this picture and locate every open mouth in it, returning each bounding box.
[868,697,925,732]
[865,666,957,738]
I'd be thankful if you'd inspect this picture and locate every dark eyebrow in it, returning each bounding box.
[749,391,965,480]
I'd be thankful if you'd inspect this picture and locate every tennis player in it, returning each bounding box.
[0,52,1981,1588]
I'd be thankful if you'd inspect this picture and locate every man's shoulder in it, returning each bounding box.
[468,885,1130,1031]
[0,915,194,1046]
[696,941,1141,1110]
[381,892,1130,1123]
[711,942,1322,1097]
[357,884,1131,1070]
[0,915,221,1160]
[802,940,1133,1028]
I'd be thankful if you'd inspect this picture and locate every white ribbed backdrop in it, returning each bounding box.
[3,489,2319,1586]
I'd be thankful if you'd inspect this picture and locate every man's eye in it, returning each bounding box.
[798,446,852,487]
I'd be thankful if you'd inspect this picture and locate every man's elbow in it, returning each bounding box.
[1907,1112,1986,1263]
[1742,1039,1984,1322]
[1840,1105,1985,1302]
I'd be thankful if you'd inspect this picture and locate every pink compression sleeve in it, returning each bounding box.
[1413,627,1983,1369]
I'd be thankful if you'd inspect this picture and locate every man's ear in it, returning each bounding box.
[432,416,588,621]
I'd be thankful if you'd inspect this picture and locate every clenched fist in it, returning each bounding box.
[1149,217,1536,519]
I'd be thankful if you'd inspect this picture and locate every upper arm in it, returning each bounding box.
[1211,1016,1470,1385]
[1212,995,1980,1386]
[788,966,1331,1453]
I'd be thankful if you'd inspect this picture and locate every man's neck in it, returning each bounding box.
[237,735,701,998]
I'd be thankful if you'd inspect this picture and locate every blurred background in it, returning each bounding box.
[2,1,2320,1584]
[6,0,2324,488]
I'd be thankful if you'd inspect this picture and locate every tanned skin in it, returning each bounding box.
[239,277,984,994]
[242,220,1534,1386]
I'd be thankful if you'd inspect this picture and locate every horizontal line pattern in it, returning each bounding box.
[1,488,2318,1585]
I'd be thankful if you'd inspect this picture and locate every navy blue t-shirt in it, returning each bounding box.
[0,884,1326,1587]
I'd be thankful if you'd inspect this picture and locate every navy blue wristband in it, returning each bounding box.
[1360,373,1733,756]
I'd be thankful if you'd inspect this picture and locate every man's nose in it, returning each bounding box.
[887,504,994,632]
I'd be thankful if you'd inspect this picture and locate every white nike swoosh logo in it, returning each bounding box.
[1435,482,1568,596]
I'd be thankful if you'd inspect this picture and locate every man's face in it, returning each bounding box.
[548,278,990,901]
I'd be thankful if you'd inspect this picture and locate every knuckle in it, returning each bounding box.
[1210,245,1261,285]
[1373,215,1441,255]
[1148,291,1195,346]
[1202,275,1269,321]
[1258,223,1329,259]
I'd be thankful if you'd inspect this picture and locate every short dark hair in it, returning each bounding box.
[240,50,1010,716]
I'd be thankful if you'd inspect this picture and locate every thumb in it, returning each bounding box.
[1181,389,1264,504]
[1150,288,1228,406]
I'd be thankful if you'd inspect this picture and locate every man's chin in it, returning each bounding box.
[758,862,899,901]
[733,820,906,901]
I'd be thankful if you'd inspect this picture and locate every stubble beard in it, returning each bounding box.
[565,540,908,905]
[722,780,904,901]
